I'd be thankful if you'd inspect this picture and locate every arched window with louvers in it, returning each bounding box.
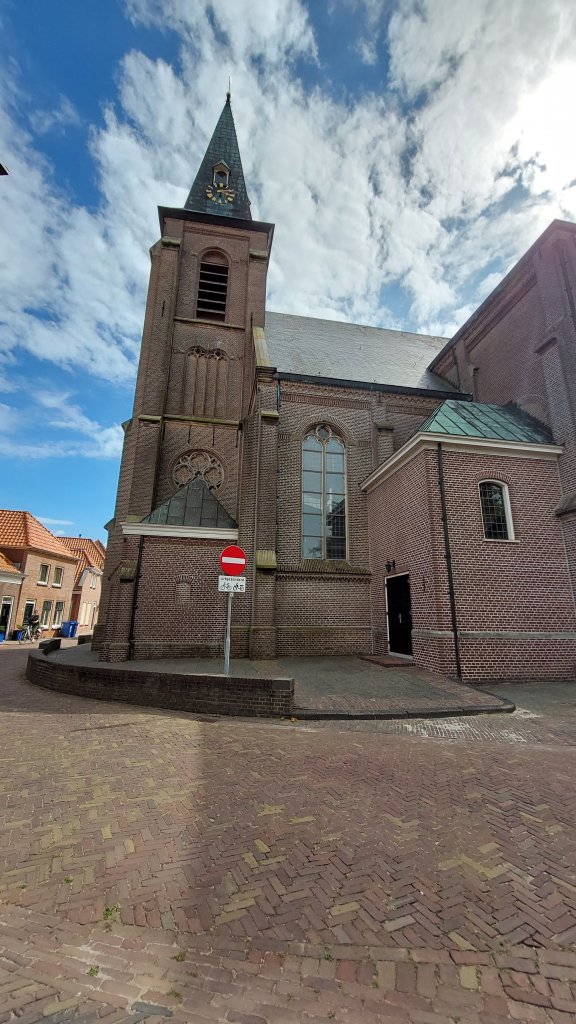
[196,250,228,322]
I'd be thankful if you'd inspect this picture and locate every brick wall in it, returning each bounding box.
[367,444,576,680]
[71,570,102,634]
[433,225,576,609]
[26,650,293,718]
[2,548,77,637]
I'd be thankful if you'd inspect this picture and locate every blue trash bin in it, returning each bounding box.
[69,621,78,638]
[0,632,5,643]
[60,621,72,638]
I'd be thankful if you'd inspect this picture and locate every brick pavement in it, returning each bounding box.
[1,646,576,1022]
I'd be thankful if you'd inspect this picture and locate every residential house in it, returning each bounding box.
[0,511,78,638]
[60,537,105,634]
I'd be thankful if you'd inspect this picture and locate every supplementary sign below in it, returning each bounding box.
[218,575,246,593]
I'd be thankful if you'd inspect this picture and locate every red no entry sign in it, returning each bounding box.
[220,545,247,576]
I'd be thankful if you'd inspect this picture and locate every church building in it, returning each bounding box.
[94,95,576,683]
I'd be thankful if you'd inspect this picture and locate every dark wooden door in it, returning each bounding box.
[386,574,413,656]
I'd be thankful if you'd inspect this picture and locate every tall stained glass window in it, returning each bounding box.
[301,425,346,559]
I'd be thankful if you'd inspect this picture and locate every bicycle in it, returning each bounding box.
[18,623,42,643]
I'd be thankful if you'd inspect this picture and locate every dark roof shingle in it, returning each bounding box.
[264,311,458,392]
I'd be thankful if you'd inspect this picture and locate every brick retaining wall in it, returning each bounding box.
[26,650,293,718]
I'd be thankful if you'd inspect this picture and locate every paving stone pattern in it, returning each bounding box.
[46,646,511,718]
[289,656,509,716]
[2,648,576,1022]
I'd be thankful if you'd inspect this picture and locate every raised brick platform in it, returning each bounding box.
[26,645,293,718]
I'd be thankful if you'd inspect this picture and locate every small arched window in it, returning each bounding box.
[302,425,346,559]
[196,251,228,322]
[479,481,514,541]
[213,162,230,189]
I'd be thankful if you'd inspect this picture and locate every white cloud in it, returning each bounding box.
[1,0,576,402]
[0,389,123,460]
[29,95,80,135]
[37,516,75,526]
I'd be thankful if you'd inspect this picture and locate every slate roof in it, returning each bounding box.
[419,400,554,443]
[184,95,251,220]
[142,478,237,529]
[0,511,77,558]
[264,311,458,393]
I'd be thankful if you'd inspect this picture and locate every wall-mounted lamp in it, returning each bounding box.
[385,560,396,574]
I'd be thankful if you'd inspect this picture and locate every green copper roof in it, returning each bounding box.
[142,478,237,529]
[184,95,251,220]
[420,400,553,444]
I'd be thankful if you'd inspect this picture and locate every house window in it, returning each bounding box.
[301,425,347,560]
[23,601,35,624]
[40,600,53,626]
[38,563,50,584]
[196,252,228,321]
[479,481,514,541]
[53,602,64,627]
[53,566,63,587]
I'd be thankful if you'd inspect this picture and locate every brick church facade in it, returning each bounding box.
[94,96,576,682]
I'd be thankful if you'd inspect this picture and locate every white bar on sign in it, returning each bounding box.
[221,556,246,564]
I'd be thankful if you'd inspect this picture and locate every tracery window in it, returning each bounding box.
[301,425,346,559]
[479,481,514,541]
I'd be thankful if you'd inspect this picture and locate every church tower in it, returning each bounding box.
[95,95,275,661]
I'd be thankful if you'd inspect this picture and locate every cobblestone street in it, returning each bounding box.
[1,647,576,1022]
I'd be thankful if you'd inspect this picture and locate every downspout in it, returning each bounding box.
[127,535,144,661]
[250,409,263,635]
[558,242,576,331]
[436,442,462,679]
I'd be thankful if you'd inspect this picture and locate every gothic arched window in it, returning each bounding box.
[301,425,347,559]
[196,250,228,322]
[479,481,514,540]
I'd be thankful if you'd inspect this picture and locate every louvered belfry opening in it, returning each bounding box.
[196,251,228,321]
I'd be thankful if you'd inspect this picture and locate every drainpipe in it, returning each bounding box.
[250,410,263,639]
[558,242,576,332]
[436,442,462,679]
[127,536,144,661]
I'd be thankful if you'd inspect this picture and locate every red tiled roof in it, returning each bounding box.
[0,550,20,575]
[0,510,77,559]
[59,537,106,569]
[59,537,106,589]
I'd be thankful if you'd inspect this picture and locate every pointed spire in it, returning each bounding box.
[184,95,252,220]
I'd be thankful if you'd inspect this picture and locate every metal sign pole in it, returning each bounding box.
[224,591,233,676]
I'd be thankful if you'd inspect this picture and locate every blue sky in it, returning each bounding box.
[1,0,575,543]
